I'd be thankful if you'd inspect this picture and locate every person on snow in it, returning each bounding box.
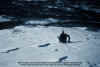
[58,30,71,43]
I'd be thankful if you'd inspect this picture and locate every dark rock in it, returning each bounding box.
[55,49,59,52]
[0,0,97,23]
[38,43,50,47]
[58,56,68,62]
[1,48,19,53]
[0,20,24,30]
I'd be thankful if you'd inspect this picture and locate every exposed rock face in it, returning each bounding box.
[0,0,98,23]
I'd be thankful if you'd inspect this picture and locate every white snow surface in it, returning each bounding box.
[0,25,100,67]
[25,18,59,25]
[0,16,11,22]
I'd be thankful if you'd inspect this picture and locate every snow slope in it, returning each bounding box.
[0,25,100,67]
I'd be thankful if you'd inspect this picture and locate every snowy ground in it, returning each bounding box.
[0,21,100,67]
[0,16,11,22]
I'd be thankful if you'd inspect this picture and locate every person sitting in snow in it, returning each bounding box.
[58,30,70,43]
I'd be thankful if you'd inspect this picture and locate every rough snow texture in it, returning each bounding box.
[25,18,59,25]
[0,25,100,67]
